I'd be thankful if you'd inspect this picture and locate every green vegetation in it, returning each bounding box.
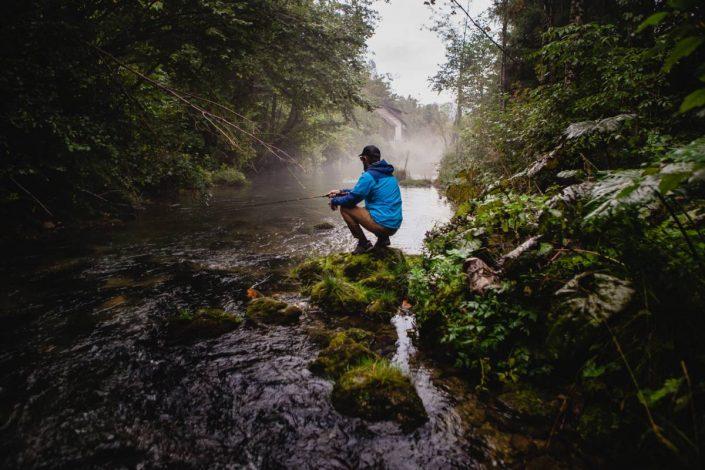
[167,307,242,341]
[206,167,247,187]
[419,0,705,465]
[309,329,379,379]
[398,178,434,188]
[331,359,428,432]
[1,0,378,235]
[292,249,408,320]
[246,297,301,326]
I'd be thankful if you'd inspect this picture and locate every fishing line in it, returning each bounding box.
[217,194,329,210]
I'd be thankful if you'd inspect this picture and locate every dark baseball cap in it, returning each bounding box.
[359,145,381,159]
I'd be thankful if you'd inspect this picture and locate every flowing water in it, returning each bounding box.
[0,169,520,469]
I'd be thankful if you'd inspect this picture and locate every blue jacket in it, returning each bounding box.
[331,160,403,230]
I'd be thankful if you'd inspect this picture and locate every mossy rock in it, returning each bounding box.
[341,253,381,280]
[291,259,324,291]
[332,359,428,432]
[359,272,398,291]
[314,222,336,231]
[167,307,242,342]
[364,297,398,322]
[246,297,302,325]
[310,275,368,315]
[496,387,557,423]
[309,330,378,378]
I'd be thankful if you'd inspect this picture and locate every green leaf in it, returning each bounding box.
[663,37,704,72]
[679,88,705,113]
[667,0,698,11]
[658,172,689,194]
[636,12,668,33]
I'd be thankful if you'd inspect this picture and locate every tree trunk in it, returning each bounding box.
[499,0,510,107]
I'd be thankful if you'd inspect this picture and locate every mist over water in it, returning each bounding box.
[0,168,488,469]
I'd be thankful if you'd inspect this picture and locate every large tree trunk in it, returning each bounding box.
[499,0,510,107]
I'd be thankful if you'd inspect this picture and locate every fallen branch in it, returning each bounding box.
[10,176,54,218]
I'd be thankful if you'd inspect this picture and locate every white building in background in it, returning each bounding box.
[374,105,407,143]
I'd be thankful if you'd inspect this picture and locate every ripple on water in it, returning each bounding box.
[0,179,502,469]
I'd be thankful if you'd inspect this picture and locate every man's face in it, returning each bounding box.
[360,155,369,170]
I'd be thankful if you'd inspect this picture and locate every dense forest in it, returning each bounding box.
[413,0,705,466]
[0,0,381,237]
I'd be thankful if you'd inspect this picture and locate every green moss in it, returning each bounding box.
[310,275,368,315]
[167,307,242,341]
[398,178,433,187]
[341,253,380,280]
[291,258,325,293]
[207,166,247,186]
[496,388,556,421]
[246,297,302,325]
[359,272,397,290]
[364,293,399,321]
[331,359,428,432]
[309,330,378,378]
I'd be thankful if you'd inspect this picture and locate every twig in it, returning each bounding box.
[681,360,700,460]
[447,0,513,58]
[10,176,54,218]
[605,321,679,454]
[90,45,300,168]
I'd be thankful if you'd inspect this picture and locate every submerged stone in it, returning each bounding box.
[332,359,428,432]
[246,297,302,325]
[167,307,242,341]
[309,330,378,378]
[313,222,336,231]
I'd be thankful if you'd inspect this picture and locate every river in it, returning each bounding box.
[0,169,524,469]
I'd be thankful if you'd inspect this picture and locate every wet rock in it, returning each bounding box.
[313,222,335,231]
[331,359,428,432]
[167,307,242,341]
[306,326,334,346]
[463,257,500,294]
[309,330,378,378]
[310,276,368,315]
[246,297,302,325]
[496,388,558,425]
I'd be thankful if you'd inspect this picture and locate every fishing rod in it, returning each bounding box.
[222,193,329,208]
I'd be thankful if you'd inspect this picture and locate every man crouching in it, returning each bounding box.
[328,145,403,254]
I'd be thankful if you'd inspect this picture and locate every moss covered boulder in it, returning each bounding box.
[246,297,302,325]
[310,275,368,315]
[364,294,399,321]
[332,359,428,432]
[310,329,378,378]
[167,307,242,341]
[294,248,408,319]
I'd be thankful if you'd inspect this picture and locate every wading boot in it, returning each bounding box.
[374,234,391,250]
[352,239,373,254]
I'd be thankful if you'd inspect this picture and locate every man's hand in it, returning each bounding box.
[327,189,342,198]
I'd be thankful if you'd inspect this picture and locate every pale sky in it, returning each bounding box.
[367,0,493,105]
